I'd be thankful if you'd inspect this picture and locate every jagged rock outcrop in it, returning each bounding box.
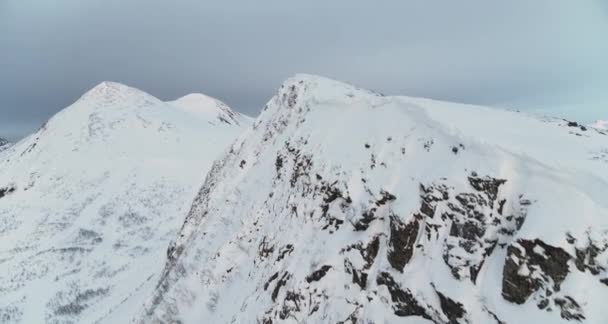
[137,75,608,323]
[0,138,10,153]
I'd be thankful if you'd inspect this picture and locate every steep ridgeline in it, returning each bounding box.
[0,138,10,153]
[0,82,250,324]
[139,75,608,324]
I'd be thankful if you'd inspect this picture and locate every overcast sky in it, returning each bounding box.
[1,1,607,141]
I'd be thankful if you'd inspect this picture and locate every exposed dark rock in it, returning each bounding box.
[419,184,449,219]
[353,190,395,231]
[435,289,466,323]
[376,272,431,319]
[283,85,298,108]
[467,174,506,202]
[258,237,275,259]
[483,306,506,324]
[388,216,419,272]
[344,260,368,290]
[264,272,279,291]
[565,120,588,132]
[276,244,294,262]
[502,239,570,305]
[362,236,381,268]
[342,235,381,290]
[376,190,397,206]
[321,217,344,232]
[497,199,506,215]
[342,235,380,270]
[278,291,305,320]
[554,296,585,321]
[423,139,434,151]
[271,272,291,301]
[438,176,527,284]
[0,186,16,199]
[353,209,376,231]
[275,155,284,174]
[53,288,109,316]
[573,237,607,276]
[305,265,332,283]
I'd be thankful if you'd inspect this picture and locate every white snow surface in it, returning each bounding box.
[0,81,249,323]
[592,120,608,130]
[136,75,608,324]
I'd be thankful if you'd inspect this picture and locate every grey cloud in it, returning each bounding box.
[1,0,607,140]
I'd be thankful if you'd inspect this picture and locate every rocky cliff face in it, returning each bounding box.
[138,75,608,324]
[0,82,249,324]
[0,138,10,153]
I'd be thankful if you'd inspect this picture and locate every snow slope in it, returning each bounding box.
[0,82,249,323]
[138,75,608,323]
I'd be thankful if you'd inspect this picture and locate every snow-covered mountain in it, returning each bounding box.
[0,82,249,323]
[138,75,608,323]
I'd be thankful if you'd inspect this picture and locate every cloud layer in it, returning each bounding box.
[1,0,607,140]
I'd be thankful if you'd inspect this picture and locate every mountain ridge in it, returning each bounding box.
[137,74,608,324]
[1,75,606,323]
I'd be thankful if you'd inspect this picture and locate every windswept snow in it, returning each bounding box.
[0,82,249,324]
[138,74,608,324]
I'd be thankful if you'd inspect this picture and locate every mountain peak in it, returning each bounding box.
[272,74,386,112]
[86,81,136,97]
[171,93,226,112]
[169,93,246,126]
[76,81,162,108]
